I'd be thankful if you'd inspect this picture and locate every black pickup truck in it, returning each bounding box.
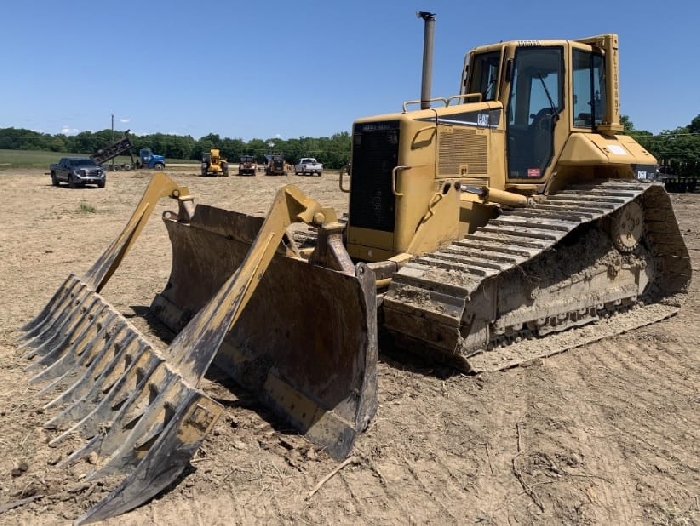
[50,157,106,188]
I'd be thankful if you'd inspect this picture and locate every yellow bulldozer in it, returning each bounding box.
[201,148,229,177]
[17,14,690,524]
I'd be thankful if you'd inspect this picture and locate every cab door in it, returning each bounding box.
[505,46,564,180]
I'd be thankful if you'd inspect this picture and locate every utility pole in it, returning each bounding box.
[111,113,115,170]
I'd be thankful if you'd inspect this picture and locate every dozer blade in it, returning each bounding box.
[18,176,377,522]
[151,198,378,459]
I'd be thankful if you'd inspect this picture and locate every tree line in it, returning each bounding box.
[1,113,698,172]
[0,128,352,170]
[621,114,700,173]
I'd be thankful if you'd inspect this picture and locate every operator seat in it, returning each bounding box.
[530,107,557,172]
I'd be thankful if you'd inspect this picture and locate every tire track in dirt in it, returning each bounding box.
[612,337,700,426]
[424,377,530,522]
[337,368,500,524]
[584,346,700,471]
[583,341,700,423]
[337,470,363,519]
[335,461,407,525]
[113,491,281,526]
[588,341,700,459]
[305,365,429,524]
[517,350,641,524]
[400,456,463,523]
[463,376,534,521]
[570,337,700,523]
[369,386,467,523]
[617,328,700,376]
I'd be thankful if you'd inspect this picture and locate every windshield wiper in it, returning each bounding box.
[482,73,496,101]
[537,71,557,115]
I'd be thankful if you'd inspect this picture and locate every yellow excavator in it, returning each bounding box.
[18,13,690,524]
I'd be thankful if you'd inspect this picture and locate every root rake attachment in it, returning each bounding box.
[17,174,378,523]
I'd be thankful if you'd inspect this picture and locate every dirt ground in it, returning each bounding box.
[0,167,698,525]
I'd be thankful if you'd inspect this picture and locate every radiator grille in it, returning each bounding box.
[438,127,488,176]
[349,122,400,233]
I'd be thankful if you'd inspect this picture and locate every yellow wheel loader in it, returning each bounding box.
[201,148,229,177]
[18,14,690,524]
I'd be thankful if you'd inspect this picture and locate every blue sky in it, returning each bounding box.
[2,0,697,140]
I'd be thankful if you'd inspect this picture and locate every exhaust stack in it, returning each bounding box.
[417,11,436,110]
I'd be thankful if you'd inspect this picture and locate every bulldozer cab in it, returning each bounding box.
[345,34,656,262]
[460,35,631,186]
[500,46,564,179]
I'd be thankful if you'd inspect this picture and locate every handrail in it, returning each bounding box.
[392,165,412,197]
[446,92,483,105]
[402,97,449,113]
[339,167,351,193]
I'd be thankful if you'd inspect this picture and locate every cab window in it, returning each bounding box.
[506,46,564,179]
[468,51,501,101]
[572,49,607,128]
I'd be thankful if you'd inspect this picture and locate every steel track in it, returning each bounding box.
[382,180,691,372]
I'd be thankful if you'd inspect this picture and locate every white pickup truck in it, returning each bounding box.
[294,157,323,177]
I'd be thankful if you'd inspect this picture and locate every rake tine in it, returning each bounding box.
[86,372,187,481]
[56,356,167,461]
[20,286,91,353]
[33,313,122,393]
[18,276,81,335]
[17,175,229,525]
[61,335,146,410]
[48,346,158,444]
[24,300,108,363]
[42,323,134,402]
[25,296,106,371]
[42,330,139,418]
[73,392,221,526]
[19,279,87,344]
[58,434,103,469]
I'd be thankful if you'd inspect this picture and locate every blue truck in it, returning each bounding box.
[135,148,166,170]
[90,131,166,170]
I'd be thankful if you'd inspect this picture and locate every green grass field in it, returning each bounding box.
[0,149,198,170]
[0,149,80,169]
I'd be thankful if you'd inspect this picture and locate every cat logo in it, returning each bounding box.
[477,113,489,127]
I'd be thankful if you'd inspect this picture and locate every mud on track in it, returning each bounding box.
[0,168,698,525]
